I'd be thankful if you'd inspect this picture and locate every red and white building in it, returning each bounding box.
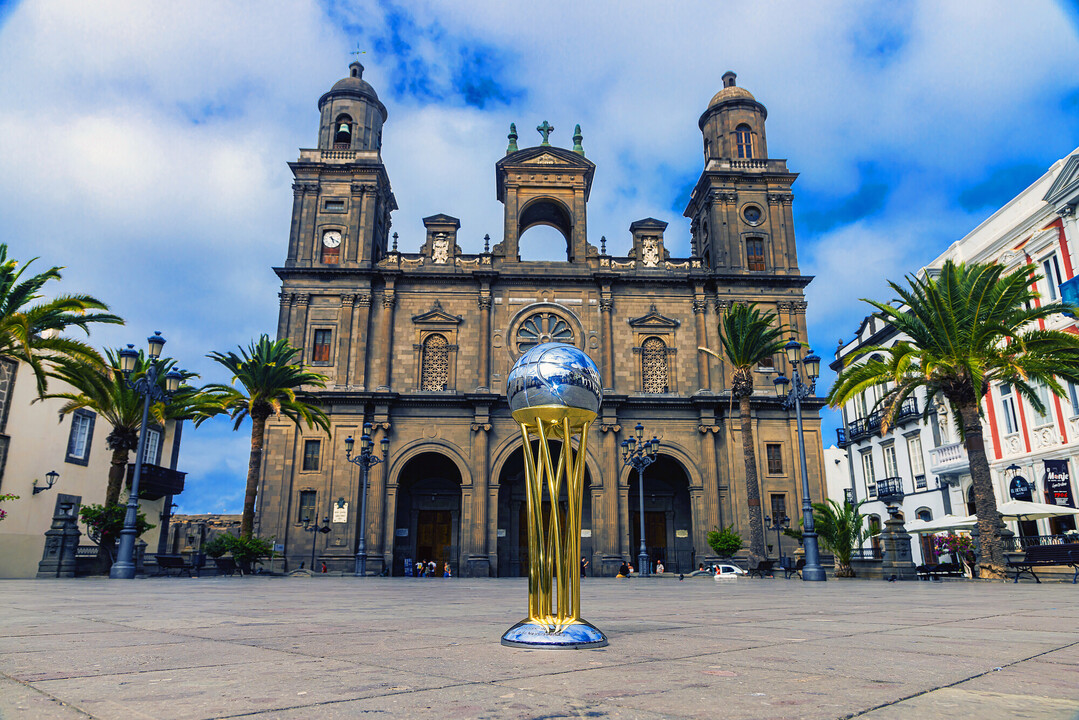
[926,147,1079,540]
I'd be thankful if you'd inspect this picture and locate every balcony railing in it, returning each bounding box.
[845,398,919,443]
[126,463,187,501]
[836,427,848,446]
[851,547,883,560]
[844,488,854,504]
[875,476,905,503]
[1004,534,1079,552]
[929,441,968,473]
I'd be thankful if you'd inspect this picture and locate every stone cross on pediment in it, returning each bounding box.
[537,121,554,146]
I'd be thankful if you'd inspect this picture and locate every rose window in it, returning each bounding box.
[515,312,574,353]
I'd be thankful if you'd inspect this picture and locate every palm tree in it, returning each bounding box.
[205,335,330,537]
[828,261,1079,578]
[810,499,870,577]
[0,244,122,395]
[702,302,788,562]
[46,351,215,562]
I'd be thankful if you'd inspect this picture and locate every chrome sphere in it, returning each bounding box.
[506,343,602,414]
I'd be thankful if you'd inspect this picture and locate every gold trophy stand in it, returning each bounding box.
[501,406,608,649]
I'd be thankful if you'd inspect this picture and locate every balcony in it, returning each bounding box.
[875,476,905,504]
[845,398,919,443]
[126,463,187,501]
[836,427,848,446]
[928,441,969,476]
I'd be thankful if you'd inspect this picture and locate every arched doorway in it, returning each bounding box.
[391,452,462,576]
[496,441,593,577]
[627,456,693,573]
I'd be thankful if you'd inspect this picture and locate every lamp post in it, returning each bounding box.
[621,422,660,577]
[772,339,827,582]
[766,514,790,563]
[344,422,389,577]
[110,332,182,579]
[33,470,60,495]
[303,515,331,570]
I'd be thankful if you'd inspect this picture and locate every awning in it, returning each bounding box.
[905,515,977,533]
[997,499,1079,521]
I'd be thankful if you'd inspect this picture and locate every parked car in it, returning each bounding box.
[714,563,746,576]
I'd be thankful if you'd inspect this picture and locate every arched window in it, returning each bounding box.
[736,124,753,159]
[916,507,932,522]
[868,514,882,557]
[420,334,449,391]
[641,337,669,393]
[334,114,353,148]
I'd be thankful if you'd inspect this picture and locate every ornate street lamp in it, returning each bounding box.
[621,422,659,577]
[303,515,331,571]
[344,422,389,576]
[33,470,60,495]
[110,332,183,579]
[772,339,827,582]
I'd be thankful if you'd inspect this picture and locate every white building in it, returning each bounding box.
[0,357,186,577]
[828,147,1079,564]
[926,148,1079,540]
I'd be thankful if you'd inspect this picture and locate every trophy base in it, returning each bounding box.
[501,619,608,649]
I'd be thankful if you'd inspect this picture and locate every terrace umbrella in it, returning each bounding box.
[905,515,977,533]
[996,500,1079,521]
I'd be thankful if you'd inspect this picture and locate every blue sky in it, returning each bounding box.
[1,1,1077,513]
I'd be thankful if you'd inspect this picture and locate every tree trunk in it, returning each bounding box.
[739,394,767,561]
[241,413,268,537]
[956,399,1006,579]
[97,447,130,568]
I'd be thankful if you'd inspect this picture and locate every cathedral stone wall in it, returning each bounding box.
[257,69,826,576]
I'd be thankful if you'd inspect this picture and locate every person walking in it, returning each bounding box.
[443,561,451,578]
[580,556,589,577]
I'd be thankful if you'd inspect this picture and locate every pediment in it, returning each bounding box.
[628,304,680,329]
[412,301,462,325]
[1044,153,1079,206]
[422,213,461,228]
[498,145,596,170]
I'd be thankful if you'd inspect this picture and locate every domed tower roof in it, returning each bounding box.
[708,80,756,108]
[698,71,767,132]
[319,61,387,122]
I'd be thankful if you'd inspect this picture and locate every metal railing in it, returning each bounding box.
[1004,534,1079,552]
[876,476,905,501]
[846,398,919,443]
[851,547,883,560]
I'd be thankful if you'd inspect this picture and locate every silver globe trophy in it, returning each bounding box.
[502,343,608,649]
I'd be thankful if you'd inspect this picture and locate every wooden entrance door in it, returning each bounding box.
[416,510,453,567]
[631,510,668,569]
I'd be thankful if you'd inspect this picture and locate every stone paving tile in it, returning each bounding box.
[0,640,290,682]
[493,658,912,720]
[31,658,452,720]
[812,632,1064,663]
[858,687,1079,720]
[1036,643,1079,666]
[0,630,186,655]
[952,658,1079,702]
[238,684,676,720]
[0,675,93,719]
[236,628,491,657]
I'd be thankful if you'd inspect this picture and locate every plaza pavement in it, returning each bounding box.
[0,576,1076,720]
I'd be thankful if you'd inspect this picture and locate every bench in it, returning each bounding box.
[915,562,964,581]
[154,554,198,578]
[747,559,775,578]
[213,557,241,576]
[1007,544,1079,584]
[784,558,806,579]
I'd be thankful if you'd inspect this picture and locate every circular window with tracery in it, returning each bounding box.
[515,312,574,353]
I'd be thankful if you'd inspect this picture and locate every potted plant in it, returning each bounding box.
[707,525,743,559]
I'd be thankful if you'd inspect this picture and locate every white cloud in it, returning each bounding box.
[1,0,1077,510]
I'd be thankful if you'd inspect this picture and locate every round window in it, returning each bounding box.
[742,205,763,225]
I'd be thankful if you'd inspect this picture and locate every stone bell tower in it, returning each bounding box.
[493,122,596,262]
[683,71,800,276]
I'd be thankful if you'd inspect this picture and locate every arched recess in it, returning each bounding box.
[494,439,597,578]
[389,450,464,577]
[517,197,573,260]
[625,455,694,573]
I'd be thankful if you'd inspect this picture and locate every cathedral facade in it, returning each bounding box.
[256,64,826,576]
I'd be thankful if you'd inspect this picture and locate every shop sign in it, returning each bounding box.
[1043,459,1076,508]
[1009,476,1033,502]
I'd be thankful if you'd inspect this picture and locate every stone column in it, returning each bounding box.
[477,290,492,391]
[376,284,396,391]
[289,294,310,358]
[286,183,304,265]
[367,421,390,574]
[276,292,293,342]
[698,423,721,556]
[350,293,372,389]
[599,288,614,391]
[296,183,319,267]
[336,294,355,387]
[468,421,491,577]
[600,422,623,576]
[346,184,365,263]
[692,293,710,393]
